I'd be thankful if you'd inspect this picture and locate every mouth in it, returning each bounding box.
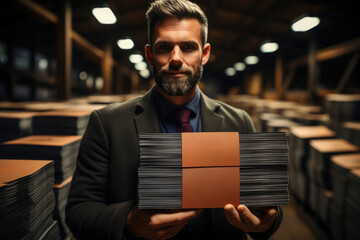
[164,71,188,77]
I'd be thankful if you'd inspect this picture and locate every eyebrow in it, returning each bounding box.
[154,40,199,47]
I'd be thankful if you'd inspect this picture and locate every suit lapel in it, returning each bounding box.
[134,86,161,134]
[200,91,225,132]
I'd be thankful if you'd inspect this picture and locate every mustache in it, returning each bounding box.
[158,66,192,75]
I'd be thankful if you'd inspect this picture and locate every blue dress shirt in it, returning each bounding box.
[153,86,202,133]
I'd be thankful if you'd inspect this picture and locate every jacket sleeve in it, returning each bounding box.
[66,110,134,240]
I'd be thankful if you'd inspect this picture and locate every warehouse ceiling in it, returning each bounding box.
[1,0,359,79]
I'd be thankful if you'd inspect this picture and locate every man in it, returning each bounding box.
[66,0,282,239]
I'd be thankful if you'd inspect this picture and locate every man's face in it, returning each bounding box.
[146,18,210,96]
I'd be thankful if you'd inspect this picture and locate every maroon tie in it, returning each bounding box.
[171,108,193,132]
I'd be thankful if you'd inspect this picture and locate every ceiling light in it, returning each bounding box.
[140,69,150,78]
[38,59,48,70]
[129,54,143,64]
[86,75,94,88]
[95,77,104,90]
[135,62,147,71]
[234,62,246,71]
[244,55,259,65]
[79,71,88,80]
[225,67,236,76]
[291,16,320,32]
[92,7,117,24]
[117,39,134,50]
[260,41,279,53]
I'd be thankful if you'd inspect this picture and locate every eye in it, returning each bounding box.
[182,44,196,51]
[156,45,172,52]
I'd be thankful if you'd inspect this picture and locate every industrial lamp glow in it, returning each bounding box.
[225,67,236,76]
[244,55,259,65]
[129,53,143,64]
[117,38,134,50]
[260,41,279,53]
[291,15,320,32]
[92,6,117,24]
[234,62,246,71]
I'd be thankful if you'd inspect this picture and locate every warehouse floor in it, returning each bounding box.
[249,194,326,240]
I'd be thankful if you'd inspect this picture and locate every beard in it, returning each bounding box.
[153,60,203,96]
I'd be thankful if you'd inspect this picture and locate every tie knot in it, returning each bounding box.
[170,108,193,132]
[171,108,192,123]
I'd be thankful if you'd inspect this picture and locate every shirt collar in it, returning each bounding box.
[153,85,201,119]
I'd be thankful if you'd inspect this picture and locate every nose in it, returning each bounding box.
[169,45,183,66]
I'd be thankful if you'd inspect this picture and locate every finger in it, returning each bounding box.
[224,204,242,227]
[264,206,278,216]
[150,209,200,228]
[237,205,260,226]
[254,207,278,221]
[250,206,277,218]
[258,207,278,225]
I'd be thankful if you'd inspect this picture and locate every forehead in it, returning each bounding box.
[153,18,202,45]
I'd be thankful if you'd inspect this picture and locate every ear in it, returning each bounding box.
[145,44,153,68]
[201,43,211,66]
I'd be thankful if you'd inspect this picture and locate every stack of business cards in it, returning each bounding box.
[307,138,359,216]
[86,95,124,104]
[33,110,91,135]
[328,154,360,240]
[53,177,72,240]
[0,160,58,240]
[0,111,35,142]
[308,139,359,190]
[325,94,360,132]
[0,101,28,111]
[138,132,289,209]
[288,125,335,204]
[345,169,360,239]
[340,122,360,147]
[0,135,81,184]
[330,153,360,209]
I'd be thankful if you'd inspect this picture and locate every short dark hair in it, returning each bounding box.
[146,0,208,46]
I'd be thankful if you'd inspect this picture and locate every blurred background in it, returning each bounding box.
[0,0,359,102]
[0,1,360,240]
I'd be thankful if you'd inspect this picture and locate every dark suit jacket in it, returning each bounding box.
[66,86,282,240]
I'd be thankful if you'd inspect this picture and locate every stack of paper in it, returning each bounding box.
[325,94,360,132]
[39,221,60,240]
[33,110,91,135]
[0,111,35,142]
[266,118,302,132]
[308,139,359,190]
[307,138,359,217]
[53,177,72,240]
[257,112,283,132]
[346,169,360,239]
[138,132,289,209]
[85,95,124,104]
[288,125,335,204]
[0,101,28,111]
[340,122,360,146]
[330,154,360,210]
[0,159,59,240]
[0,135,81,184]
[329,154,360,239]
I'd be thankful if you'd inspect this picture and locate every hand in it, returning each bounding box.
[126,205,202,240]
[224,204,278,233]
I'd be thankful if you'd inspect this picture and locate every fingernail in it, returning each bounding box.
[237,205,245,213]
[224,204,233,210]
